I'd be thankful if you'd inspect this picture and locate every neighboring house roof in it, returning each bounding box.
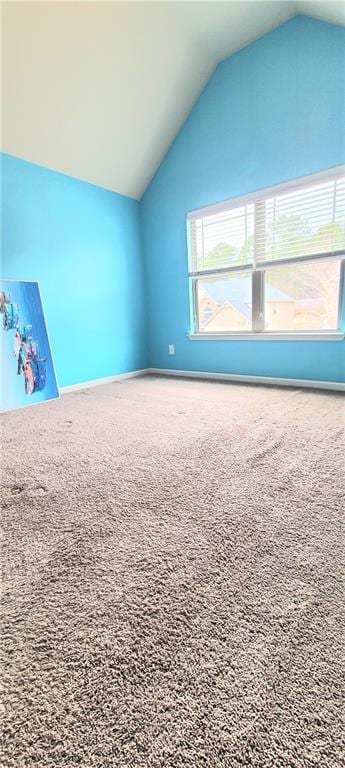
[228,300,251,321]
[203,300,251,328]
[201,277,294,328]
[202,278,293,308]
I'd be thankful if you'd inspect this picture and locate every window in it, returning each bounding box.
[197,273,252,332]
[187,169,345,337]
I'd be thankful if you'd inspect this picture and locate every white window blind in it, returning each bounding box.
[255,177,345,266]
[190,204,254,273]
[188,173,345,276]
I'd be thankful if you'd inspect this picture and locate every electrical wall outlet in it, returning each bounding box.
[168,344,175,355]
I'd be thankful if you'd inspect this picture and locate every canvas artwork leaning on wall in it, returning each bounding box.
[0,279,59,412]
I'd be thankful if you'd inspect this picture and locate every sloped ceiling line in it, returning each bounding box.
[2,1,345,199]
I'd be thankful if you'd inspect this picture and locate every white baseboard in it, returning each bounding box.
[59,367,345,395]
[60,368,149,394]
[148,368,345,392]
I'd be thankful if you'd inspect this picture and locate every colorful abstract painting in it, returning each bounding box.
[0,280,59,412]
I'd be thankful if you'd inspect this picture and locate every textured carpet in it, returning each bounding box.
[1,375,345,768]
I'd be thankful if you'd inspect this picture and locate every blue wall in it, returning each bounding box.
[141,15,345,383]
[1,153,148,388]
[2,16,345,389]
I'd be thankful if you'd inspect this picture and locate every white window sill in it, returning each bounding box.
[188,332,345,342]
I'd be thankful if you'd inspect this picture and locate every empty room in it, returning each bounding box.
[1,1,344,766]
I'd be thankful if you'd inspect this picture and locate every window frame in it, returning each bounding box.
[187,166,345,341]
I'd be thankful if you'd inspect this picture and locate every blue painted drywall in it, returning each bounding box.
[2,16,345,388]
[1,153,148,388]
[141,15,345,383]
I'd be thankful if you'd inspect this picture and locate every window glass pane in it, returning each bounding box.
[264,260,341,331]
[197,273,252,332]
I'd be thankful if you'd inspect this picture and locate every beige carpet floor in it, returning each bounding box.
[1,375,344,768]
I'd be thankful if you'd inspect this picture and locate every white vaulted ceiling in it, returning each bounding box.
[2,1,345,199]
